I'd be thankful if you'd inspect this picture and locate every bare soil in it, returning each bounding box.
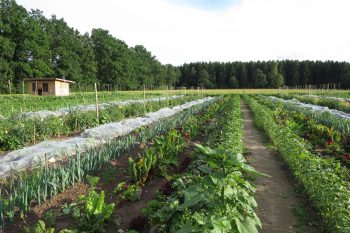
[241,102,320,233]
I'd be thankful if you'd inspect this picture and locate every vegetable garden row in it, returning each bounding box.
[245,95,350,233]
[0,95,264,233]
[0,92,159,118]
[277,94,350,114]
[0,95,195,151]
[1,92,350,233]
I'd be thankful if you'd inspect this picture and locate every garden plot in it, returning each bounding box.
[0,97,214,178]
[17,95,182,119]
[269,96,350,119]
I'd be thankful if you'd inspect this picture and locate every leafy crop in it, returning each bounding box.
[74,191,115,233]
[144,96,263,233]
[128,148,158,184]
[245,95,350,233]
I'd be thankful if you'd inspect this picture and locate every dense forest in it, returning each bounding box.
[1,0,350,93]
[178,60,350,89]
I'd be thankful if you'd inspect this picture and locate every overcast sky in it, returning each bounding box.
[17,0,350,65]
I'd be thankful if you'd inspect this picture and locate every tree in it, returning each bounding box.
[268,62,284,88]
[253,68,267,88]
[0,14,15,92]
[228,76,239,88]
[197,69,211,88]
[340,65,350,89]
[299,62,311,86]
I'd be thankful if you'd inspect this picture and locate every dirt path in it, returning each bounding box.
[241,102,317,233]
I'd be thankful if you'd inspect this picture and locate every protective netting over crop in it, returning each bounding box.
[17,95,182,119]
[269,96,350,119]
[0,97,214,178]
[304,94,350,102]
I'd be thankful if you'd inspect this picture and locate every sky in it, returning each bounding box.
[17,0,350,65]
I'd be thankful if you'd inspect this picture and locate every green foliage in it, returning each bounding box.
[0,96,195,151]
[58,230,78,233]
[42,210,57,228]
[0,199,3,229]
[158,129,185,176]
[126,230,139,233]
[145,145,262,232]
[113,181,127,195]
[101,166,117,184]
[129,128,187,184]
[246,95,350,233]
[145,96,262,233]
[0,96,217,226]
[86,175,100,190]
[260,95,350,161]
[74,191,115,233]
[282,94,350,114]
[33,220,55,233]
[121,184,142,202]
[62,202,78,215]
[128,148,157,184]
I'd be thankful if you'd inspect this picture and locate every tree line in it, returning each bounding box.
[178,60,350,89]
[0,0,180,92]
[1,0,350,93]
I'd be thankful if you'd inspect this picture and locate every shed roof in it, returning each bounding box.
[24,78,75,84]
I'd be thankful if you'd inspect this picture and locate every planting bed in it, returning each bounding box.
[0,97,213,177]
[0,95,197,152]
[245,95,350,233]
[0,96,217,231]
[0,95,264,233]
[278,94,350,113]
[0,92,159,117]
[2,92,348,233]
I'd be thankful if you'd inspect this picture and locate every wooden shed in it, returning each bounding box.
[25,78,75,96]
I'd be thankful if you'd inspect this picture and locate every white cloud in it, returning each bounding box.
[17,0,350,65]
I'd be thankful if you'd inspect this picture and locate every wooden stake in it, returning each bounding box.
[167,85,169,107]
[8,80,11,96]
[94,83,99,123]
[143,84,146,113]
[33,123,36,144]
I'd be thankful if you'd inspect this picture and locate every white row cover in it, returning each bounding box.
[269,96,350,119]
[303,94,350,102]
[17,95,182,120]
[0,97,214,178]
